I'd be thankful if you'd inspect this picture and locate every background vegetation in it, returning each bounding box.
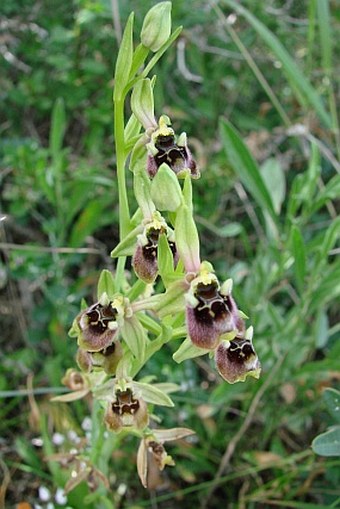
[1,0,339,508]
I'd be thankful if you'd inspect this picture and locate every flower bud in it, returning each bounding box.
[185,264,245,349]
[140,2,172,52]
[215,336,261,384]
[150,163,182,211]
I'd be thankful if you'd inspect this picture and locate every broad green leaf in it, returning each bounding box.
[260,158,286,214]
[173,337,210,364]
[291,224,306,293]
[223,0,331,128]
[323,388,340,423]
[312,426,340,456]
[220,119,277,224]
[114,13,134,101]
[97,270,116,301]
[133,381,174,407]
[50,97,66,161]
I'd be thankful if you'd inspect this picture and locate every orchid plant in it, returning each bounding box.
[54,2,260,492]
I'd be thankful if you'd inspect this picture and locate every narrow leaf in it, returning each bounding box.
[291,224,306,293]
[220,119,277,224]
[50,97,66,160]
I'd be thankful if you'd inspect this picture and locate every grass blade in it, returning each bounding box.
[219,119,277,225]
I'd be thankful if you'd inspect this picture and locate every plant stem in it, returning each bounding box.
[114,98,130,240]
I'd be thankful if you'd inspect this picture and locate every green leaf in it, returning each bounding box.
[69,199,111,247]
[260,158,286,214]
[312,425,340,456]
[114,13,134,101]
[314,310,329,349]
[219,119,277,225]
[173,337,210,363]
[310,173,340,214]
[97,270,116,301]
[323,388,340,423]
[291,224,306,293]
[50,97,66,161]
[133,381,174,407]
[120,315,147,361]
[223,0,331,127]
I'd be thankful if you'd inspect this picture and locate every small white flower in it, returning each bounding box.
[38,486,51,502]
[81,416,92,431]
[55,487,67,505]
[52,432,65,445]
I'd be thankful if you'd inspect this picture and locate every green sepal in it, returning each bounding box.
[151,163,182,212]
[175,203,200,273]
[120,315,148,361]
[97,269,116,301]
[114,12,134,101]
[133,381,174,407]
[131,78,156,129]
[157,233,176,288]
[173,337,210,363]
[110,224,143,257]
[133,164,155,220]
[68,317,80,338]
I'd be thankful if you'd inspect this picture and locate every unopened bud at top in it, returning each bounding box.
[140,2,172,52]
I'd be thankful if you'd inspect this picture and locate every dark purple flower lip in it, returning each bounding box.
[186,267,244,349]
[215,331,261,384]
[77,294,126,352]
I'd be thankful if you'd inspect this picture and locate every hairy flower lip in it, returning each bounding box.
[146,115,199,179]
[76,296,126,352]
[185,267,244,350]
[215,336,261,384]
